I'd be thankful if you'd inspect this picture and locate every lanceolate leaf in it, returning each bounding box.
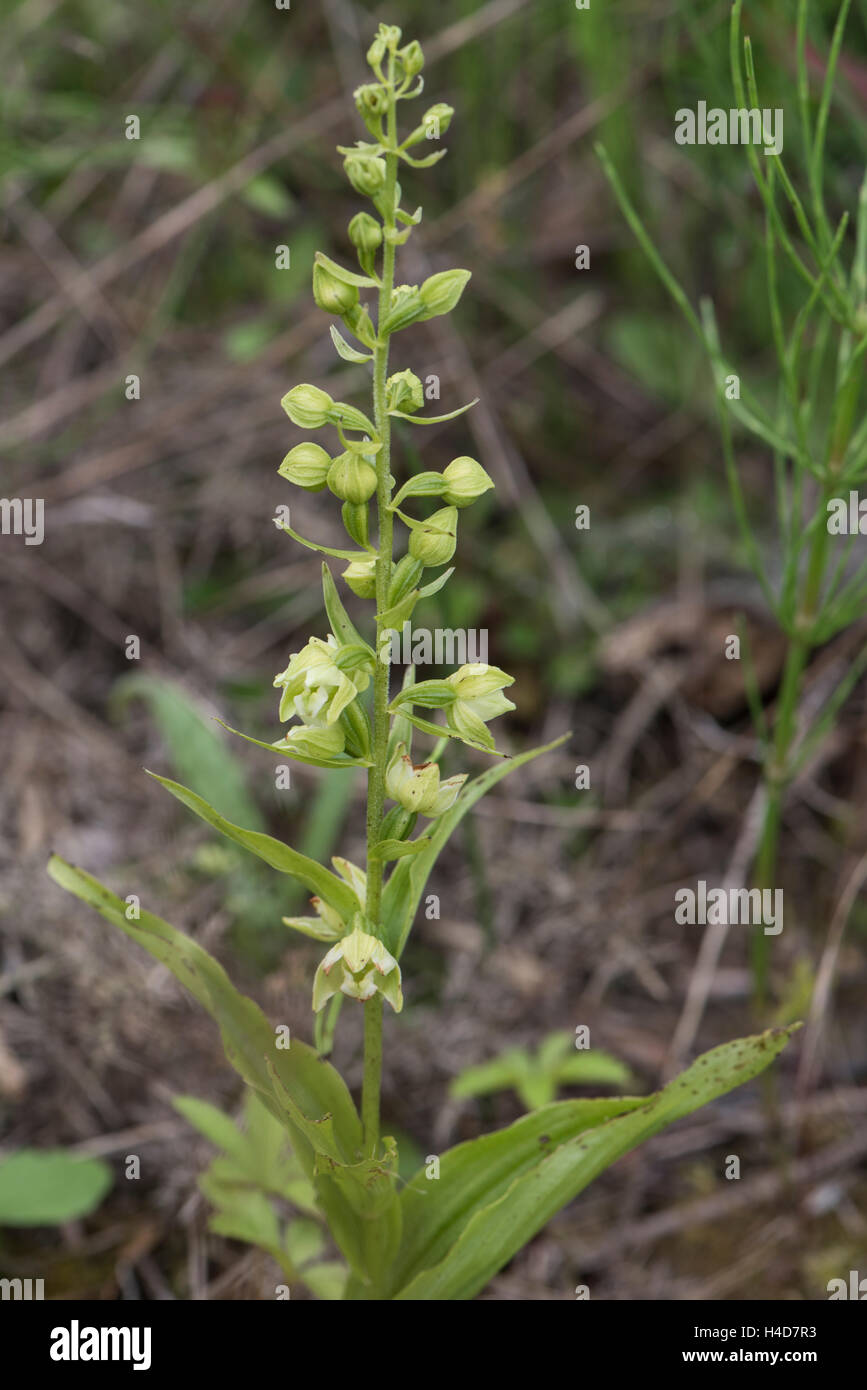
[381,733,570,955]
[46,855,364,1168]
[391,1026,799,1300]
[146,772,360,920]
[385,1097,645,1297]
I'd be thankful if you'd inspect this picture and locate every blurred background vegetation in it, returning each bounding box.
[2,0,867,1300]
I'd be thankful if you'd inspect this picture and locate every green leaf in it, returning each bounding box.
[381,733,570,956]
[172,1096,250,1165]
[145,772,360,919]
[0,1150,112,1226]
[285,1217,325,1267]
[392,1026,799,1299]
[302,1261,348,1300]
[555,1051,632,1088]
[387,1097,644,1296]
[329,324,373,364]
[389,399,478,425]
[275,516,375,561]
[46,856,364,1178]
[449,1049,530,1101]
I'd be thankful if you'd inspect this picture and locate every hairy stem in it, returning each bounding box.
[362,66,399,1156]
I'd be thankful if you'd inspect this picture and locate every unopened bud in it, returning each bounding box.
[327,452,378,504]
[344,153,387,197]
[281,384,334,429]
[408,505,458,566]
[422,103,453,137]
[354,83,389,123]
[342,558,378,598]
[348,211,383,255]
[418,268,471,322]
[399,41,424,77]
[279,442,332,491]
[441,456,494,507]
[313,261,359,316]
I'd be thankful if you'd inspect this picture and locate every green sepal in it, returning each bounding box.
[390,678,455,709]
[332,642,376,676]
[339,698,373,761]
[379,804,417,842]
[331,401,377,435]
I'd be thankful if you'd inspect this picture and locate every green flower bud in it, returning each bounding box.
[418,268,471,322]
[353,84,389,139]
[342,557,378,598]
[399,41,424,77]
[386,369,424,414]
[378,24,402,50]
[282,384,334,429]
[327,452,378,504]
[279,442,332,491]
[408,505,458,567]
[344,153,387,197]
[422,103,454,138]
[348,211,383,255]
[313,261,359,316]
[367,33,387,69]
[441,456,494,507]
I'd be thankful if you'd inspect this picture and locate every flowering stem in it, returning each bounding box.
[362,61,399,1156]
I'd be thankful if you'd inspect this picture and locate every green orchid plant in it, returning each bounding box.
[48,23,796,1300]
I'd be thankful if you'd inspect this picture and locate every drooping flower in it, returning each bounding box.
[312,920,403,1012]
[445,664,515,746]
[385,742,466,817]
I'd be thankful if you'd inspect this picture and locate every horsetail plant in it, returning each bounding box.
[599,0,867,1011]
[48,23,796,1301]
